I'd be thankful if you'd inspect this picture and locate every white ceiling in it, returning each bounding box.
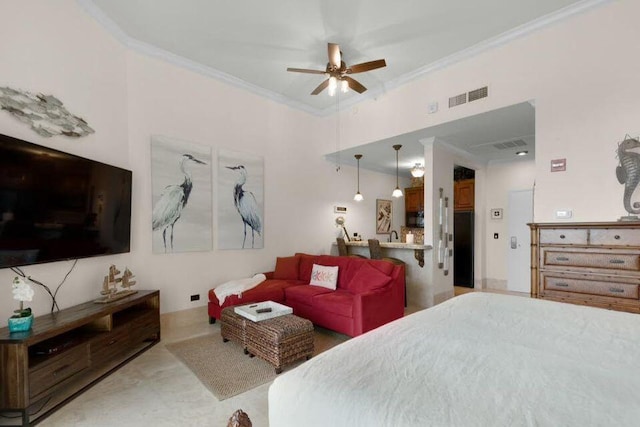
[84,0,601,115]
[80,0,605,168]
[326,102,535,177]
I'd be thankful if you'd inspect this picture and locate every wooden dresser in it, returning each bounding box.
[529,222,640,313]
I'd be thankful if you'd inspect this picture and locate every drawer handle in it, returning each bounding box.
[53,364,71,377]
[615,235,621,240]
[609,287,625,293]
[559,235,566,239]
[609,259,625,264]
[108,339,117,345]
[556,256,570,261]
[555,282,569,287]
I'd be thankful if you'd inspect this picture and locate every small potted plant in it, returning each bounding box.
[8,277,34,332]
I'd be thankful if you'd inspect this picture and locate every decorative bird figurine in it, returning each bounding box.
[152,154,207,251]
[616,137,640,218]
[226,165,262,249]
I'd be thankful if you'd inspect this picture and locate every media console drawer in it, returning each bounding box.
[29,343,90,399]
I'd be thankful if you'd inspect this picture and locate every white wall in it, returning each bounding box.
[332,0,640,293]
[2,0,639,318]
[0,0,130,318]
[483,159,536,288]
[0,0,403,318]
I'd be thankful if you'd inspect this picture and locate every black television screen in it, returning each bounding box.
[0,133,132,269]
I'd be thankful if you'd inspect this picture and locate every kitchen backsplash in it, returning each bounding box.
[401,226,424,244]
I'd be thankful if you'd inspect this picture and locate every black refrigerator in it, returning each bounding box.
[454,211,474,288]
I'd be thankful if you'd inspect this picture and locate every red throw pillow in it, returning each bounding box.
[347,262,393,294]
[273,256,300,280]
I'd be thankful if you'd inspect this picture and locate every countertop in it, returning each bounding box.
[340,241,432,250]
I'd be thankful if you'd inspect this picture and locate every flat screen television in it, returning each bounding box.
[0,133,132,269]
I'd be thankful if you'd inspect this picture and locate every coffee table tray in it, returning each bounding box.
[234,301,292,322]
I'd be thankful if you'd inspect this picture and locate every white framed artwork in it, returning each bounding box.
[150,135,212,253]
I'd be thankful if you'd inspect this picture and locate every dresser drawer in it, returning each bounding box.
[29,343,90,399]
[542,250,640,272]
[542,275,640,300]
[539,229,587,245]
[590,228,640,246]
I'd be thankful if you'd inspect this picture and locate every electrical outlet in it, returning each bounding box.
[190,294,200,301]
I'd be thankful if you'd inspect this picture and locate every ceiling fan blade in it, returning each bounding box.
[328,43,341,68]
[311,79,330,95]
[344,76,367,94]
[348,59,387,74]
[287,67,326,75]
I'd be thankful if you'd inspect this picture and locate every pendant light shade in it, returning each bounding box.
[354,154,363,201]
[411,163,425,178]
[392,145,403,198]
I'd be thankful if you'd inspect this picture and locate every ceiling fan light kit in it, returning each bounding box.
[287,43,386,96]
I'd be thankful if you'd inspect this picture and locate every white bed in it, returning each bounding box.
[269,292,640,426]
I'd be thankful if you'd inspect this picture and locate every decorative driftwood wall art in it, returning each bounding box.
[0,86,94,137]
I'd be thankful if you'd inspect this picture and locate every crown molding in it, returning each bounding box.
[79,0,613,117]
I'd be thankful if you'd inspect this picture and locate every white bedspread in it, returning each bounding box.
[269,292,640,426]
[213,273,266,305]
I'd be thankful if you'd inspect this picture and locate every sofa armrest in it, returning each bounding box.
[263,271,275,279]
[353,284,402,335]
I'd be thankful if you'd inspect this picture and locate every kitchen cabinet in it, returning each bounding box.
[404,186,424,227]
[454,179,474,211]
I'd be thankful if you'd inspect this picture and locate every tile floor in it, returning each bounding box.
[41,307,272,427]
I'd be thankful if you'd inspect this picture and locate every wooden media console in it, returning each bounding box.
[0,290,160,426]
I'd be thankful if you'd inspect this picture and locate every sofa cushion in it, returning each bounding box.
[317,255,362,289]
[345,262,393,294]
[285,284,333,306]
[240,279,304,303]
[295,253,320,282]
[313,290,354,318]
[273,256,300,280]
[367,259,395,276]
[310,264,339,290]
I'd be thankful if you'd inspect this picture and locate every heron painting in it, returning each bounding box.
[218,149,264,249]
[151,136,212,253]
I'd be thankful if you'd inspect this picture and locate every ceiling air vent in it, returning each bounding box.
[449,93,467,108]
[468,86,488,102]
[493,139,527,150]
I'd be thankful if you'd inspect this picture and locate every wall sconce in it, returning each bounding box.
[411,163,425,178]
[392,145,403,198]
[354,154,363,201]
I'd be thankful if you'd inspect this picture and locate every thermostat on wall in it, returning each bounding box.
[334,206,347,213]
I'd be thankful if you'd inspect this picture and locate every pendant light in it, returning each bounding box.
[354,154,363,201]
[411,163,425,178]
[392,145,403,198]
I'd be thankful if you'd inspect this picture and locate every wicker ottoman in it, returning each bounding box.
[245,314,314,374]
[221,306,248,354]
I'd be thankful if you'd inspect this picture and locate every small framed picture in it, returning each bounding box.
[376,199,393,234]
[490,208,503,220]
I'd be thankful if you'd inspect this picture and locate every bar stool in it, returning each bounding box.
[368,239,407,307]
[336,238,367,258]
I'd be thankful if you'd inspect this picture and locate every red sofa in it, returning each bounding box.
[208,253,405,337]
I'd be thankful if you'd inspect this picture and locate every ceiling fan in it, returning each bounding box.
[287,43,386,95]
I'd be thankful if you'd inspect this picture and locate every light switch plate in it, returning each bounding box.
[555,209,572,219]
[428,101,439,114]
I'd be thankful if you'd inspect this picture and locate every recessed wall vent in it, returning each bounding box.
[449,93,467,108]
[468,86,488,102]
[493,139,527,150]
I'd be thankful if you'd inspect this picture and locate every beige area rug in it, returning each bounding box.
[165,327,348,400]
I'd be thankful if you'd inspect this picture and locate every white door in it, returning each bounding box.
[507,189,533,292]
